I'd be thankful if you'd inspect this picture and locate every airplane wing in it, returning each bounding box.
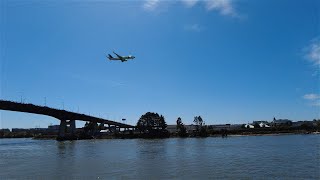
[113,51,123,59]
[107,54,121,60]
[107,54,114,59]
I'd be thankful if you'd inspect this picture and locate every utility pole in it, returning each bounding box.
[44,97,46,106]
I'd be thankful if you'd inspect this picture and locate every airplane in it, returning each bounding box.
[107,51,135,62]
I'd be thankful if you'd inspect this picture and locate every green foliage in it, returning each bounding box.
[193,116,204,126]
[83,121,99,136]
[193,116,208,137]
[199,126,208,137]
[193,116,204,131]
[300,123,313,130]
[176,117,188,137]
[84,122,98,131]
[137,112,167,132]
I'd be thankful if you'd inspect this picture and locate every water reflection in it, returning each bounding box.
[56,141,76,156]
[53,141,77,178]
[137,139,168,159]
[0,135,319,179]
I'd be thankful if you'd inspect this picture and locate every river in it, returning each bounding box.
[0,134,319,179]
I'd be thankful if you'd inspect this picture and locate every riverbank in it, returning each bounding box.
[2,128,319,140]
[228,131,320,137]
[28,130,320,140]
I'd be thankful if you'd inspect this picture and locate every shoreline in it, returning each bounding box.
[1,131,318,140]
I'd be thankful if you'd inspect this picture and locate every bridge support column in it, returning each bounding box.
[58,120,67,139]
[69,120,76,134]
[57,119,76,141]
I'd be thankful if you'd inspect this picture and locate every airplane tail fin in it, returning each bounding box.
[108,54,113,59]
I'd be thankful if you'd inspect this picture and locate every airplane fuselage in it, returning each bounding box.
[107,52,135,62]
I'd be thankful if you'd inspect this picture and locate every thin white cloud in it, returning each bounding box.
[305,38,320,65]
[143,0,160,11]
[143,0,239,17]
[303,93,320,107]
[184,24,203,32]
[205,0,237,16]
[303,94,320,100]
[182,0,198,7]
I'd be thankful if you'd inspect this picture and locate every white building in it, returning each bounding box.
[245,124,254,128]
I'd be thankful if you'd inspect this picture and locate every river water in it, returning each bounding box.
[0,134,319,179]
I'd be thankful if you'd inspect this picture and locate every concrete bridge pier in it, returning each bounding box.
[57,119,76,141]
[69,120,76,134]
[58,120,67,138]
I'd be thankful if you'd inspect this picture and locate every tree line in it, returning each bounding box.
[136,112,209,138]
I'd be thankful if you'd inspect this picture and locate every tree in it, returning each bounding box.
[176,117,188,137]
[137,112,167,132]
[84,121,99,136]
[159,115,167,130]
[193,116,208,137]
[316,120,320,128]
[176,117,182,129]
[193,116,205,129]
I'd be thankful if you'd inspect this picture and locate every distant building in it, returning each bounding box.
[166,125,177,133]
[12,128,29,133]
[167,125,201,134]
[244,124,254,128]
[292,121,316,128]
[253,121,269,124]
[261,123,270,128]
[208,124,245,131]
[48,125,60,132]
[272,119,292,127]
[253,121,270,128]
[209,124,232,130]
[167,125,197,134]
[29,128,48,133]
[185,125,197,134]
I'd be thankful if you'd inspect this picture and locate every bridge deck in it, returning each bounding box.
[0,100,135,128]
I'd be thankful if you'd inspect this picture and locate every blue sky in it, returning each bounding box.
[1,0,319,129]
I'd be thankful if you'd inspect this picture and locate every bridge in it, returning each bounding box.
[0,100,135,139]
